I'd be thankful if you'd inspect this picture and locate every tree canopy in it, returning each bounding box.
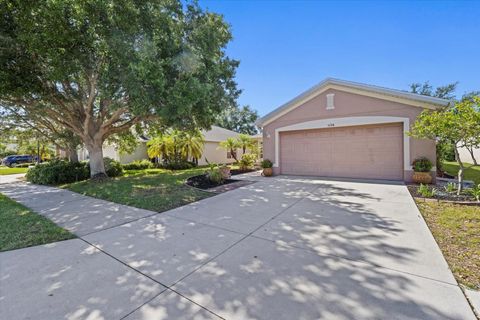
[215,104,259,135]
[409,97,480,193]
[0,0,239,177]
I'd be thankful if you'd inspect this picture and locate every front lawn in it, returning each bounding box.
[0,194,75,251]
[65,167,213,213]
[442,161,480,185]
[417,201,480,290]
[0,166,29,175]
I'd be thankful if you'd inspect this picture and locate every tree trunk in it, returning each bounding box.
[231,148,238,161]
[66,145,79,163]
[467,146,478,166]
[453,146,464,195]
[86,142,106,178]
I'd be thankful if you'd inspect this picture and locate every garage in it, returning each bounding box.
[279,123,404,180]
[258,78,449,182]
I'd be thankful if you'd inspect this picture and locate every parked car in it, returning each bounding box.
[1,155,37,167]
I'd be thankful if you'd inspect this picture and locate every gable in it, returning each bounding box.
[258,79,450,127]
[270,88,429,127]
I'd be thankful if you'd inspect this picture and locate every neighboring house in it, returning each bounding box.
[257,78,450,182]
[457,146,480,164]
[199,125,248,165]
[78,137,150,164]
[77,125,256,165]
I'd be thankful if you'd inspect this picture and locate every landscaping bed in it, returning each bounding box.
[186,174,240,189]
[407,184,478,204]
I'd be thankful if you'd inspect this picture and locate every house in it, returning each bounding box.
[257,78,450,182]
[77,136,150,164]
[458,146,479,165]
[199,125,251,165]
[77,125,255,165]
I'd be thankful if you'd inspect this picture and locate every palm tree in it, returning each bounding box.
[236,134,255,154]
[219,137,239,161]
[179,130,205,163]
[147,135,174,163]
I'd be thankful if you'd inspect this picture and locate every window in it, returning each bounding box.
[227,151,237,159]
[326,93,335,110]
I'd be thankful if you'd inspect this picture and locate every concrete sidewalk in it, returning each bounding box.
[0,182,159,236]
[0,177,477,320]
[0,173,25,184]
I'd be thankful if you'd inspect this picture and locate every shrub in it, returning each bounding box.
[444,182,456,193]
[412,157,433,172]
[103,157,123,177]
[204,162,225,184]
[26,160,89,185]
[239,153,256,171]
[207,168,223,184]
[261,159,273,168]
[469,184,480,202]
[160,160,194,170]
[123,159,153,170]
[417,184,436,197]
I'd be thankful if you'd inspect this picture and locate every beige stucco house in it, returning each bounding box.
[458,146,479,165]
[77,126,256,165]
[257,78,450,182]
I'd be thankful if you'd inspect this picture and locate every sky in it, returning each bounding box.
[199,0,480,116]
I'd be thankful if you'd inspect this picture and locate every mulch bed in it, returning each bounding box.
[186,174,240,190]
[407,184,479,205]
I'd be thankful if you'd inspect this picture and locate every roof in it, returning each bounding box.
[201,125,242,142]
[257,78,451,127]
[133,126,251,143]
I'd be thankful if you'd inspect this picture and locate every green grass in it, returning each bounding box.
[65,167,213,213]
[442,161,480,185]
[0,194,75,251]
[417,201,480,290]
[0,166,29,175]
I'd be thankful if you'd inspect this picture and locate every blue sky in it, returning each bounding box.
[199,0,480,116]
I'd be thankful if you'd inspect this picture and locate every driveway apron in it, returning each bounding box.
[0,176,476,320]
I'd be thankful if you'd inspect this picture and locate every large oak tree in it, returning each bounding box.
[0,0,239,177]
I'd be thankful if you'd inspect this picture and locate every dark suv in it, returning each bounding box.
[2,155,36,167]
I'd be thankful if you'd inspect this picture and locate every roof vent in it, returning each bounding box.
[326,93,335,110]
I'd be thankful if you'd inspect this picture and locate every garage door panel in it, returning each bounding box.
[280,123,403,180]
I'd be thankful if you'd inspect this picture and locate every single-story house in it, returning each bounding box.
[199,125,252,165]
[257,78,450,182]
[77,125,256,165]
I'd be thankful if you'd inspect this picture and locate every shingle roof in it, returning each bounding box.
[201,125,242,142]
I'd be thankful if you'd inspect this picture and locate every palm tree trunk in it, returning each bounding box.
[231,148,238,161]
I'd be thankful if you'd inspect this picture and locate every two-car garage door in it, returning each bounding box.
[279,123,404,180]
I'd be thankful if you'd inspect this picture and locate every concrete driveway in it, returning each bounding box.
[0,176,476,320]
